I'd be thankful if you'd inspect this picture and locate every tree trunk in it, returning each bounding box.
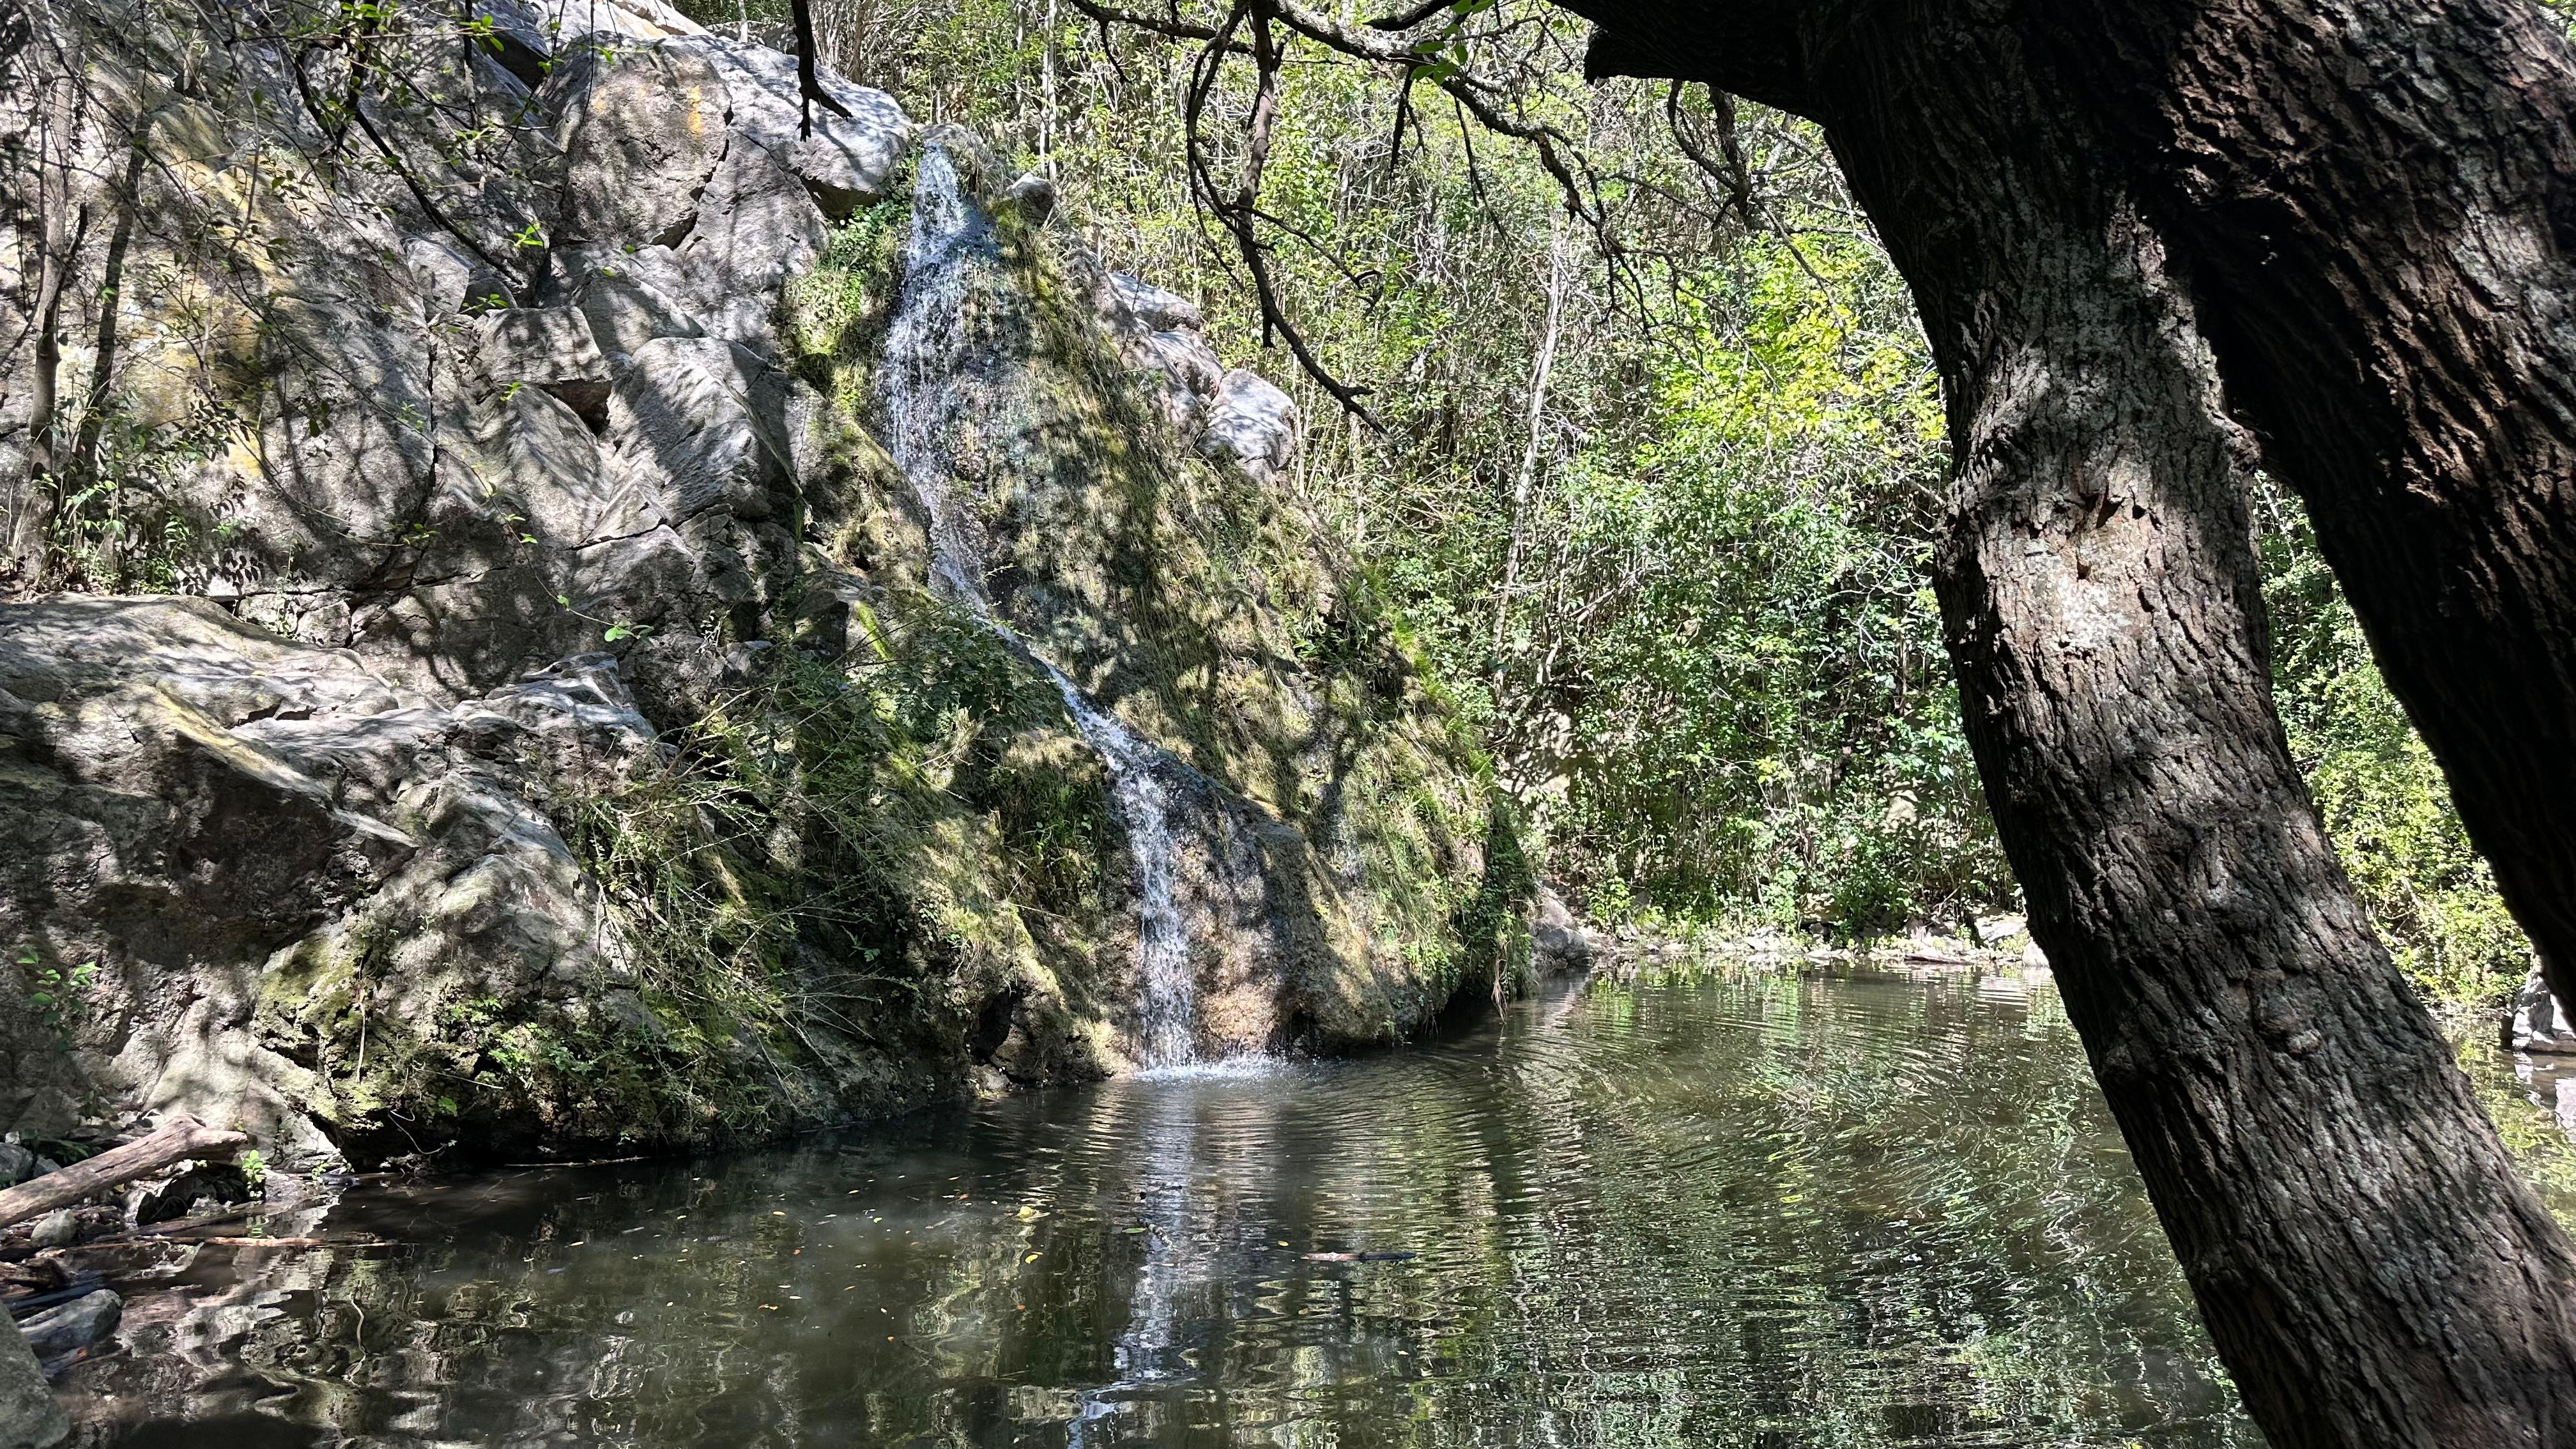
[9,69,82,588]
[1567,1,2576,1443]
[2018,0,2576,1009]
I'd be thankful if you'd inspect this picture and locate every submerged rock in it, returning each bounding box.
[16,1291,120,1363]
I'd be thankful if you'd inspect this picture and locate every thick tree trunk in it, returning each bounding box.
[1567,2,2576,1443]
[2020,0,2576,1009]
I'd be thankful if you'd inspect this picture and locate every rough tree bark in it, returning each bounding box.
[2023,0,2576,1011]
[1567,2,2576,1444]
[8,65,84,587]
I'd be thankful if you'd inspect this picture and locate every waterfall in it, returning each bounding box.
[880,141,1198,1070]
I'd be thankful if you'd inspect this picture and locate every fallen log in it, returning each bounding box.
[191,1236,392,1249]
[0,1116,247,1231]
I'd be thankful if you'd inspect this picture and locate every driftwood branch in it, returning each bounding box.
[0,1116,248,1230]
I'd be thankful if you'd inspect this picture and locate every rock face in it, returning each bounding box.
[1530,885,1596,976]
[0,1318,66,1448]
[0,0,1518,1163]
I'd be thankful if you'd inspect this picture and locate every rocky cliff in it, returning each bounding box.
[0,0,1524,1166]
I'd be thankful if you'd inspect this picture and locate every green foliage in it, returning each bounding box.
[2257,482,2533,1008]
[783,197,913,407]
[17,947,100,1045]
[565,590,1100,1136]
[772,0,2012,939]
[1522,230,2004,933]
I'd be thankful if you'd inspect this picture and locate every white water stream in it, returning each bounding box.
[881,143,1197,1068]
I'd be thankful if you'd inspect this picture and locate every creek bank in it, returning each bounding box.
[0,0,1524,1170]
[1537,893,2050,981]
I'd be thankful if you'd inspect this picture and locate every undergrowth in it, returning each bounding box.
[560,586,1108,1137]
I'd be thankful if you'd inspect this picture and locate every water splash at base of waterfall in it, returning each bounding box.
[881,139,1199,1070]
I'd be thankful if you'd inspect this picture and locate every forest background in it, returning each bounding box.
[680,0,2536,1010]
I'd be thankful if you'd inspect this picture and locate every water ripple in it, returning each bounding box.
[71,966,2277,1448]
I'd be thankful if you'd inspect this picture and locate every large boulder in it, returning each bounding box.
[0,598,669,1160]
[2506,967,2576,1055]
[544,40,728,251]
[564,245,708,368]
[1531,884,1595,976]
[477,307,614,425]
[0,1318,65,1448]
[1195,369,1301,485]
[689,40,911,220]
[537,32,912,354]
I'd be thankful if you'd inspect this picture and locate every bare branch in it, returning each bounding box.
[1064,0,1241,45]
[793,0,855,138]
[1363,0,1454,31]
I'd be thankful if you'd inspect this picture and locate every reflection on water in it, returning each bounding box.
[72,963,2495,1446]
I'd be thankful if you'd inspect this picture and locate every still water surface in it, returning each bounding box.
[72,967,2388,1445]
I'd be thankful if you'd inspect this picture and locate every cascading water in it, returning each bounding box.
[880,141,1198,1069]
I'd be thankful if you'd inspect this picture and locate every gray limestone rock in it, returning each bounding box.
[0,1317,65,1447]
[1106,272,1205,334]
[457,653,663,767]
[1531,884,1593,976]
[402,234,514,316]
[17,1291,119,1363]
[1195,368,1301,485]
[467,383,611,541]
[0,597,677,1158]
[630,38,909,353]
[604,335,799,525]
[0,1147,30,1189]
[478,307,613,423]
[24,1214,75,1251]
[2506,967,2576,1055]
[1004,171,1057,227]
[545,42,728,251]
[675,133,830,353]
[687,38,912,219]
[571,257,708,369]
[1134,330,1225,433]
[491,0,707,43]
[1089,270,1221,432]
